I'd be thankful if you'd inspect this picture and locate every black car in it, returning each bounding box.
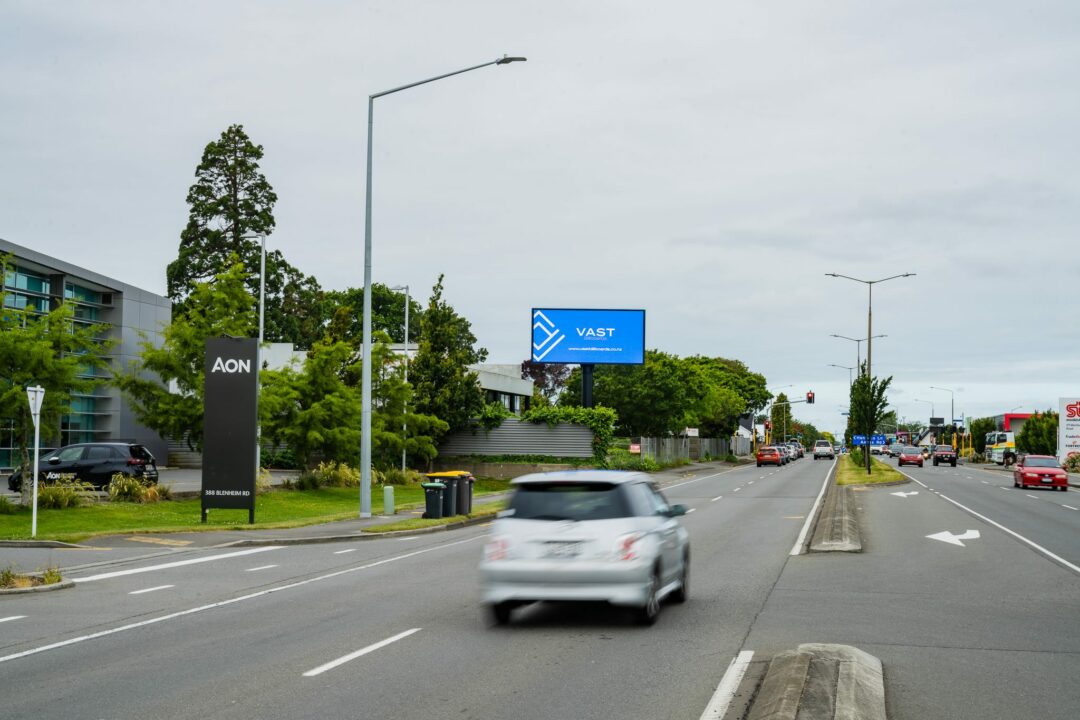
[7,442,158,492]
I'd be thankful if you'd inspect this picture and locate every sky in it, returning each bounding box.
[3,1,1078,434]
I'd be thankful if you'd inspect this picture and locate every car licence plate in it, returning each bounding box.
[1041,476,1054,483]
[543,541,582,559]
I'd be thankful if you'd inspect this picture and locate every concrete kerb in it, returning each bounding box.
[0,540,88,549]
[747,644,886,720]
[217,513,496,548]
[809,480,862,553]
[0,579,76,595]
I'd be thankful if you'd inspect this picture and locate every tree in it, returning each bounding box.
[770,393,794,442]
[521,360,571,403]
[116,259,256,452]
[1017,411,1058,455]
[410,275,487,433]
[322,285,423,347]
[0,258,110,481]
[969,416,997,454]
[848,363,893,473]
[166,124,323,348]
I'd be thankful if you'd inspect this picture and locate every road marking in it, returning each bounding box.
[966,476,973,480]
[783,516,805,519]
[1063,505,1078,511]
[303,628,421,677]
[759,476,765,480]
[125,536,192,547]
[926,530,980,547]
[0,616,26,624]
[699,650,754,720]
[0,535,482,666]
[899,469,1080,576]
[395,536,422,541]
[890,491,919,498]
[666,465,746,489]
[710,495,723,502]
[1026,494,1040,499]
[748,481,755,485]
[72,547,282,583]
[686,508,697,514]
[333,548,357,555]
[129,585,174,595]
[981,481,989,484]
[246,565,279,572]
[733,487,742,492]
[790,458,836,556]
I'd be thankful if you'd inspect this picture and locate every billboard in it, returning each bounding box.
[531,308,645,365]
[203,337,258,521]
[1060,397,1080,466]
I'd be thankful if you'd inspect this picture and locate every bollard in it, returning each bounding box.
[383,485,395,515]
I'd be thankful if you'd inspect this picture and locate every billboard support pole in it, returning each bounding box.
[581,364,594,408]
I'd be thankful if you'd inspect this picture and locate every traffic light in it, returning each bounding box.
[765,420,772,431]
[806,391,815,404]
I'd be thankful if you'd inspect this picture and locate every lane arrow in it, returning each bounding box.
[926,530,981,547]
[891,491,919,498]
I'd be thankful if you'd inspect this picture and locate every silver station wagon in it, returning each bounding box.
[479,471,690,626]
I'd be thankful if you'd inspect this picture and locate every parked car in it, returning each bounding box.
[813,440,835,460]
[1013,455,1068,491]
[6,442,158,492]
[788,442,805,459]
[898,446,924,468]
[479,471,690,625]
[932,444,958,467]
[757,446,783,467]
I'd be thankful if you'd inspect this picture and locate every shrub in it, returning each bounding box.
[1065,454,1080,473]
[0,496,17,515]
[38,478,94,509]
[41,566,62,584]
[143,482,172,503]
[380,468,425,486]
[307,461,362,488]
[261,447,299,470]
[108,473,147,502]
[255,469,273,495]
[521,406,618,466]
[0,565,16,588]
[606,448,661,472]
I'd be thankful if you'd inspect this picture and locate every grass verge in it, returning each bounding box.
[0,479,511,543]
[363,502,506,534]
[836,454,904,485]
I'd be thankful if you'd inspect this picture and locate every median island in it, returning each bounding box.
[835,451,904,485]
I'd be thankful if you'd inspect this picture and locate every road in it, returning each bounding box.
[3,456,1078,719]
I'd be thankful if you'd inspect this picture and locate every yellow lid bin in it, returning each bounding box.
[425,471,475,516]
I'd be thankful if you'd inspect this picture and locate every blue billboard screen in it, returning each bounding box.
[531,308,646,365]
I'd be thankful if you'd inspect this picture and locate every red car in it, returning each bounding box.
[757,446,782,467]
[1013,455,1068,492]
[932,445,957,467]
[898,446,924,468]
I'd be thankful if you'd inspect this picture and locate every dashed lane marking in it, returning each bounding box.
[710,495,723,502]
[246,565,279,572]
[303,628,421,677]
[333,549,357,555]
[129,585,174,595]
[0,616,26,624]
[1063,505,1078,511]
[72,547,282,583]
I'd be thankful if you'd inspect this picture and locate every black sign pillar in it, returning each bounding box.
[581,364,594,408]
[202,337,258,524]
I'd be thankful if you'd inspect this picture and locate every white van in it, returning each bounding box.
[813,440,835,460]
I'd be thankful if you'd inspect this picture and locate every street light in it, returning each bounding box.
[913,397,935,419]
[828,363,856,389]
[360,55,526,517]
[930,386,955,427]
[830,334,886,372]
[827,272,915,473]
[390,284,410,474]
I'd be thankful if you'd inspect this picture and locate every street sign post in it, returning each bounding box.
[26,385,44,538]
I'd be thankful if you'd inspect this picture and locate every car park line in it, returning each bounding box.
[72,546,282,583]
[0,534,483,666]
[899,470,1080,576]
[0,616,27,624]
[129,585,174,595]
[789,459,836,556]
[302,628,421,677]
[699,650,754,720]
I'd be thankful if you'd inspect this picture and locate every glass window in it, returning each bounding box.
[87,446,112,460]
[1024,457,1060,468]
[508,482,632,521]
[55,446,85,462]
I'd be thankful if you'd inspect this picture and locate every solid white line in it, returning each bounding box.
[899,469,1080,576]
[0,535,482,666]
[1063,505,1078,511]
[699,650,754,720]
[0,616,27,624]
[790,459,836,556]
[686,508,697,514]
[710,495,723,502]
[1026,494,1039,500]
[246,565,279,572]
[72,547,282,583]
[129,585,174,595]
[303,628,421,677]
[333,549,356,554]
[665,465,746,489]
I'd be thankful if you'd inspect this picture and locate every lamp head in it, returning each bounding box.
[496,55,527,64]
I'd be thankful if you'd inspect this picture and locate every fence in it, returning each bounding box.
[438,418,594,458]
[640,435,752,463]
[640,437,689,463]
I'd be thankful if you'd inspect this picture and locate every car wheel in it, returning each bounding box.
[636,568,662,625]
[951,461,957,467]
[1060,486,1068,492]
[671,552,689,604]
[757,462,761,467]
[488,602,513,626]
[1014,477,1020,487]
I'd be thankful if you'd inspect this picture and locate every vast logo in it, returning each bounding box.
[211,357,251,374]
[532,310,565,361]
[1067,401,1080,419]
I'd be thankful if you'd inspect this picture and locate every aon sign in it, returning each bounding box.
[211,357,251,374]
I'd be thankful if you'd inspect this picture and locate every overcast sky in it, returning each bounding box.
[3,1,1077,433]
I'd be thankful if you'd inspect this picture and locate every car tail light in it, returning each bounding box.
[614,532,645,561]
[127,458,146,466]
[484,537,510,562]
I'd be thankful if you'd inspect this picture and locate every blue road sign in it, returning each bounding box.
[531,308,645,365]
[871,434,887,445]
[853,435,868,446]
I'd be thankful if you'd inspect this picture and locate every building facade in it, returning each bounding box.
[1,238,171,467]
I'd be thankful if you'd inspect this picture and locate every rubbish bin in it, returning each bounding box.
[421,483,445,519]
[456,473,475,515]
[440,475,459,517]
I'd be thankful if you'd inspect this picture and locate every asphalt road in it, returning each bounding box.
[0,459,833,720]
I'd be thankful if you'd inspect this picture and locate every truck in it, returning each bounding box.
[985,431,1016,466]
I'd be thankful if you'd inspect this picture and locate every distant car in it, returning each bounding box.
[478,471,690,626]
[932,445,958,467]
[813,440,835,460]
[7,442,158,492]
[757,446,783,467]
[870,445,885,456]
[1013,455,1068,491]
[898,446,924,468]
[786,442,804,459]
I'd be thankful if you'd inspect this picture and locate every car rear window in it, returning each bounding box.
[815,441,830,447]
[508,482,632,521]
[903,447,919,454]
[128,445,154,461]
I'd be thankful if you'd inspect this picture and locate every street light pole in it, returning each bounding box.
[360,55,526,517]
[930,386,955,429]
[827,272,915,473]
[830,334,886,374]
[828,363,855,390]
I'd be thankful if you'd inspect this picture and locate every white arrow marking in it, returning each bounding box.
[891,491,919,498]
[926,529,981,547]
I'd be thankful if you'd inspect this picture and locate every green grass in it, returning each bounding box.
[0,479,512,543]
[836,454,904,485]
[364,502,506,534]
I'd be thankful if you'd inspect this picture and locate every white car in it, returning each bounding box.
[813,440,835,460]
[479,471,690,626]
